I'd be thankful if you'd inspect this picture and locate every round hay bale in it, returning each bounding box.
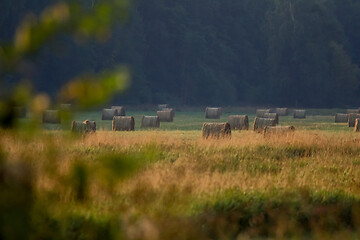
[348,113,360,127]
[14,106,26,118]
[347,109,360,114]
[253,117,276,131]
[355,119,360,132]
[141,116,160,128]
[335,113,348,123]
[43,110,61,124]
[269,108,277,113]
[111,106,125,116]
[256,109,271,118]
[157,110,174,122]
[293,110,306,119]
[205,107,222,119]
[227,115,249,130]
[202,123,231,139]
[112,116,135,131]
[102,108,118,120]
[162,108,175,118]
[275,108,288,116]
[263,113,279,124]
[264,125,295,136]
[71,120,96,134]
[158,104,169,110]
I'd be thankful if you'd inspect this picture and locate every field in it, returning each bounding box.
[2,109,360,239]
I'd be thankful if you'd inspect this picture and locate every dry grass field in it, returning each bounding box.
[1,110,360,239]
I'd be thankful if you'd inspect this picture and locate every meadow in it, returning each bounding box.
[1,108,360,239]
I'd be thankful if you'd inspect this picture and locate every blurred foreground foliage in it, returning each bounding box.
[0,0,130,129]
[0,135,153,239]
[0,1,136,239]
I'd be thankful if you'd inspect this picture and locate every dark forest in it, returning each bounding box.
[1,0,360,107]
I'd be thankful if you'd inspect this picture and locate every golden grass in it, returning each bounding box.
[3,130,359,203]
[1,129,360,239]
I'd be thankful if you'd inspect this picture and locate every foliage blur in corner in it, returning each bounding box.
[0,0,131,129]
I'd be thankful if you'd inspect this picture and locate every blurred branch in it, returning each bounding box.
[0,0,130,75]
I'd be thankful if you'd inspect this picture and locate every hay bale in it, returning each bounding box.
[111,106,125,116]
[71,120,96,134]
[293,110,306,119]
[141,116,160,128]
[256,109,271,117]
[205,107,222,119]
[102,108,118,120]
[355,119,360,132]
[269,108,277,113]
[335,113,348,123]
[158,104,169,110]
[264,125,295,136]
[157,110,174,122]
[112,116,135,131]
[43,110,61,124]
[202,123,231,139]
[263,113,279,124]
[275,108,288,116]
[253,117,276,131]
[347,109,360,114]
[162,108,175,118]
[227,115,249,130]
[14,106,26,118]
[348,113,360,127]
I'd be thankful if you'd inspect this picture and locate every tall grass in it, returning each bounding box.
[1,128,360,239]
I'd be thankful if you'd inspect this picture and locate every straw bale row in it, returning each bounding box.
[293,110,306,119]
[202,123,231,139]
[275,108,288,116]
[264,125,295,136]
[348,113,360,127]
[263,113,279,124]
[347,109,360,114]
[71,120,96,134]
[227,115,249,130]
[141,116,160,128]
[158,104,169,110]
[205,107,222,119]
[355,119,360,132]
[111,106,126,116]
[335,113,348,123]
[256,109,270,118]
[102,109,118,120]
[253,117,276,131]
[113,116,135,131]
[102,106,126,120]
[157,108,174,122]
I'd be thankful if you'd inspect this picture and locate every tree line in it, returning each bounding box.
[1,0,360,108]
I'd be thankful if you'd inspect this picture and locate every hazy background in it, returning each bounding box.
[1,0,360,108]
